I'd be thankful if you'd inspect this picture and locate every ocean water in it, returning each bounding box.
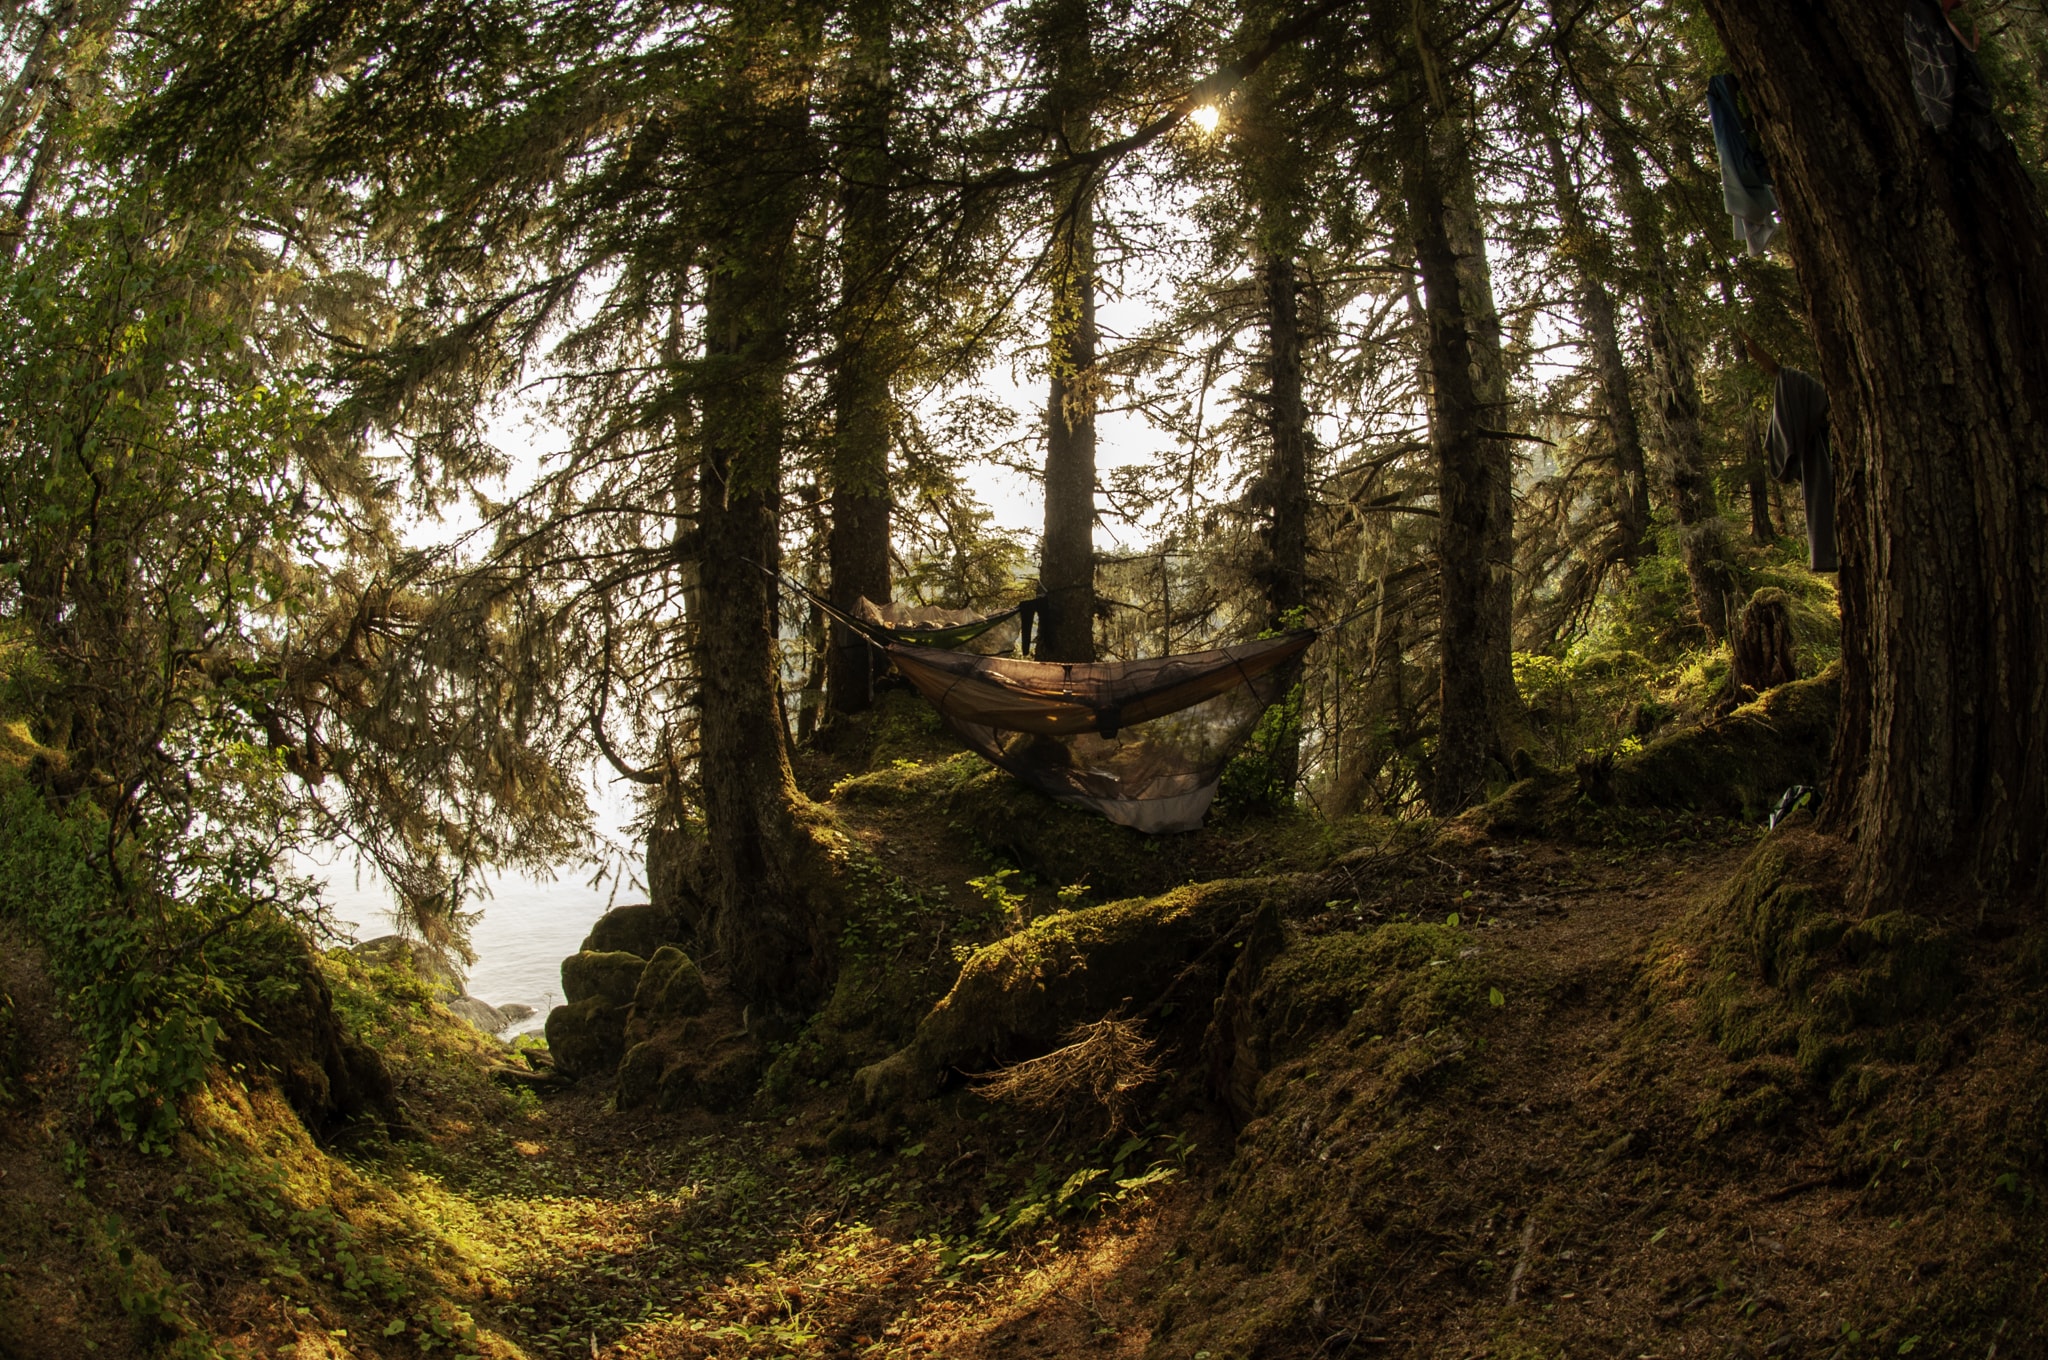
[314,861,631,1036]
[308,777,643,1036]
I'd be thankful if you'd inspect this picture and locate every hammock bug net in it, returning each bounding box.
[855,596,1033,654]
[888,631,1315,833]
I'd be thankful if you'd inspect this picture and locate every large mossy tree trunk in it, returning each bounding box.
[691,37,830,1008]
[825,0,895,717]
[1598,107,1740,639]
[1697,0,2048,906]
[1394,73,1523,814]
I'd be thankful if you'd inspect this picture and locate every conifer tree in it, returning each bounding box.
[825,0,898,715]
[1696,0,2048,905]
[1026,0,1102,663]
[1380,7,1526,812]
[1574,28,1741,640]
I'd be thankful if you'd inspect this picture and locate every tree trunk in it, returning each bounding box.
[825,0,894,716]
[1539,123,1652,566]
[1038,174,1097,662]
[691,66,829,1009]
[1239,54,1312,797]
[1036,4,1098,665]
[1699,0,2048,906]
[1396,84,1523,813]
[1257,249,1309,795]
[1598,111,1740,638]
[1745,411,1774,544]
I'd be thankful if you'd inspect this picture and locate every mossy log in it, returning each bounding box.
[855,876,1303,1108]
[1609,664,1839,818]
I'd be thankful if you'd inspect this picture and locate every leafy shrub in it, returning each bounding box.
[0,774,322,1150]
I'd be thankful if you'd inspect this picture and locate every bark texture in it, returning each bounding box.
[1600,112,1740,638]
[692,60,830,1007]
[1239,56,1313,799]
[1745,411,1774,545]
[1698,0,2048,903]
[1397,91,1523,813]
[1540,124,1652,568]
[1036,6,1098,664]
[1256,249,1310,796]
[1258,251,1310,633]
[1038,179,1097,663]
[826,0,895,715]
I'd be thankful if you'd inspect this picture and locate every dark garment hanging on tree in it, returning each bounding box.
[888,631,1315,833]
[1765,367,1839,572]
[1904,0,1999,146]
[1707,74,1779,256]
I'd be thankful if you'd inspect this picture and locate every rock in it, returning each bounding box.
[351,935,465,997]
[633,946,710,1022]
[580,903,675,960]
[561,950,647,1008]
[497,1002,536,1027]
[616,1040,669,1110]
[544,997,629,1079]
[660,1041,763,1112]
[226,935,407,1141]
[444,995,508,1033]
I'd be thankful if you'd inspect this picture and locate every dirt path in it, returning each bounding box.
[438,822,1816,1359]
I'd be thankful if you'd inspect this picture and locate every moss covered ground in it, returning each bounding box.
[5,675,2044,1358]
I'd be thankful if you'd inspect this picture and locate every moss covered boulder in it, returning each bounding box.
[632,946,709,1023]
[351,935,464,998]
[580,902,676,959]
[856,876,1301,1107]
[544,997,630,1079]
[561,949,647,1008]
[615,1038,667,1109]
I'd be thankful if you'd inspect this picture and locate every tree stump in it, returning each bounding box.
[1731,588,1800,695]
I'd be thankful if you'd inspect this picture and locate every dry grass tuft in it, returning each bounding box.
[971,1015,1160,1131]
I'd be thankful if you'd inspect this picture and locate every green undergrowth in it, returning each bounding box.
[760,842,1011,1098]
[0,769,318,1151]
[0,903,551,1357]
[1517,535,1841,768]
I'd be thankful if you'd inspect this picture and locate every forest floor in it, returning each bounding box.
[4,709,2044,1359]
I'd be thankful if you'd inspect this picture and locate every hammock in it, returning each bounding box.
[889,630,1315,833]
[855,596,1035,654]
